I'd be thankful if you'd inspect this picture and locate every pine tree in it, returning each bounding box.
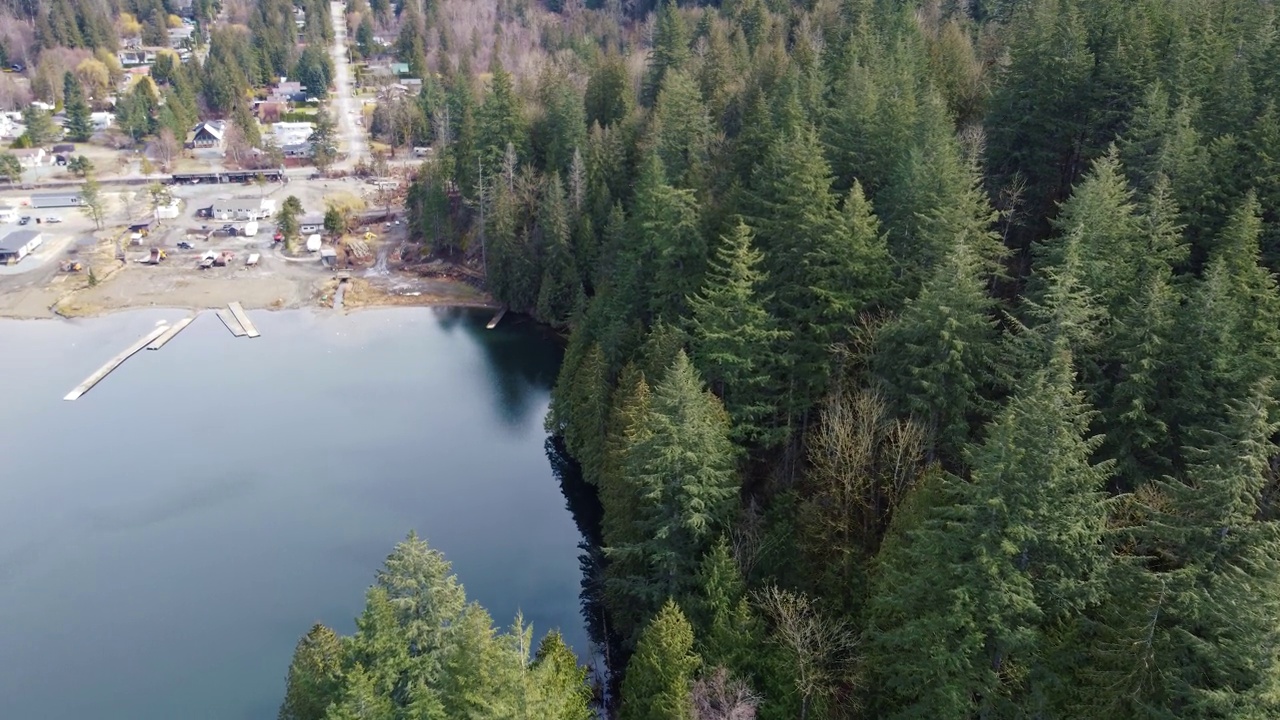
[1083,391,1280,718]
[744,126,867,421]
[642,0,689,107]
[628,153,704,322]
[584,52,632,129]
[618,600,701,720]
[63,73,92,142]
[529,632,593,720]
[686,221,789,447]
[866,350,1112,718]
[874,239,998,465]
[278,623,344,720]
[477,61,525,178]
[325,664,396,720]
[536,174,583,327]
[607,352,738,633]
[694,538,759,677]
[1038,148,1142,316]
[650,69,712,190]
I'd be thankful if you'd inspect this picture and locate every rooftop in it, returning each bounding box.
[212,198,273,211]
[0,230,42,252]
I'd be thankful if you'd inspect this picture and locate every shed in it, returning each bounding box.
[0,229,43,263]
[30,192,85,208]
[319,246,337,267]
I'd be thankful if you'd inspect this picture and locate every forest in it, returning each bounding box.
[276,0,1280,717]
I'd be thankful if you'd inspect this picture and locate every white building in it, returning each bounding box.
[210,197,277,221]
[12,148,45,168]
[0,230,43,264]
[272,121,314,148]
[0,206,17,223]
[299,213,324,234]
[90,112,115,131]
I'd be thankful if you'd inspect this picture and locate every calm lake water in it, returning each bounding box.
[0,307,585,720]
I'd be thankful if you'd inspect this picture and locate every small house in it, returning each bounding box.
[282,142,313,159]
[0,205,17,223]
[12,148,45,168]
[299,213,324,234]
[187,121,225,149]
[268,80,306,104]
[210,197,276,221]
[52,143,75,155]
[0,230,43,263]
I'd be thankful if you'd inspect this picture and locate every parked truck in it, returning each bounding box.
[243,221,259,237]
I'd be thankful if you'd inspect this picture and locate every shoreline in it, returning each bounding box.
[0,251,498,321]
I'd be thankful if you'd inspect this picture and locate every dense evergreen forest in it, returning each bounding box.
[281,0,1280,717]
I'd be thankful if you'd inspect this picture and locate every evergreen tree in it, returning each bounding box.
[642,0,690,107]
[63,73,92,143]
[607,352,738,628]
[618,600,700,720]
[1084,392,1280,718]
[866,350,1112,718]
[536,174,583,327]
[477,61,525,178]
[650,69,712,190]
[310,109,338,171]
[628,153,704,322]
[874,239,999,465]
[745,127,875,422]
[686,221,789,447]
[278,624,344,720]
[21,106,58,146]
[584,53,632,129]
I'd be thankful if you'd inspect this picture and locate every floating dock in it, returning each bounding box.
[63,325,170,401]
[216,308,247,337]
[146,316,195,350]
[486,308,507,330]
[227,302,260,338]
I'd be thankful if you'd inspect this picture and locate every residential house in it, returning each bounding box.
[12,148,46,168]
[210,197,277,221]
[273,121,314,148]
[268,80,306,104]
[0,230,42,264]
[117,49,158,67]
[187,121,226,149]
[299,213,324,234]
[168,25,196,46]
[282,142,313,159]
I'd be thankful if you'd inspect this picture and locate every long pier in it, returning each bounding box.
[216,308,247,336]
[227,302,260,338]
[486,308,507,330]
[64,325,170,401]
[146,316,195,350]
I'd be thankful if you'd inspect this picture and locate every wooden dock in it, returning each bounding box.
[227,302,259,338]
[216,308,247,337]
[146,316,195,350]
[486,308,507,330]
[64,325,170,401]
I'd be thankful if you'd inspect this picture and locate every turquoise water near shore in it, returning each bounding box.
[0,307,583,719]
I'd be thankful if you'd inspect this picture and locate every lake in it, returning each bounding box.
[0,307,586,720]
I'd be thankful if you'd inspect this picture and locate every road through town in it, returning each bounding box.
[330,3,368,170]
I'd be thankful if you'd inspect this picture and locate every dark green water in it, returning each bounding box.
[0,307,586,719]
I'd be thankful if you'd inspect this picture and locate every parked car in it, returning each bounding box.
[222,224,235,232]
[176,241,194,250]
[44,217,60,224]
[18,216,30,225]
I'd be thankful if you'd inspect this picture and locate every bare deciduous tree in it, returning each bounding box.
[800,389,926,578]
[224,122,252,169]
[150,127,180,170]
[753,587,858,720]
[691,667,759,720]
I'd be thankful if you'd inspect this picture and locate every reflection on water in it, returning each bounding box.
[0,307,584,720]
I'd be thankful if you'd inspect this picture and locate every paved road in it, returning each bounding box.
[329,3,368,170]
